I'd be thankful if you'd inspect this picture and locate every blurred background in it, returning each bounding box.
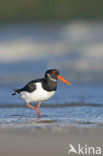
[0,0,103,84]
[0,0,103,124]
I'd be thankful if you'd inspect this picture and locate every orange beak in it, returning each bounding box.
[58,75,71,86]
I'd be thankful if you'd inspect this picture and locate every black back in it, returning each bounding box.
[17,78,57,93]
[19,79,41,93]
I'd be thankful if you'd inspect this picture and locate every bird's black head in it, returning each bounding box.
[45,69,71,86]
[45,69,60,81]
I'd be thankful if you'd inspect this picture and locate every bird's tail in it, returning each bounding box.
[12,89,19,95]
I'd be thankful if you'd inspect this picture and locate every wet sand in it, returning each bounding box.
[0,126,103,156]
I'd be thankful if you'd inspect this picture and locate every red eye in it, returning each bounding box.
[53,71,56,75]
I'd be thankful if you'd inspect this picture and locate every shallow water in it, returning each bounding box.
[0,21,103,128]
[0,83,103,127]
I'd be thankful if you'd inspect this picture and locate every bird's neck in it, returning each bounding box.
[42,77,57,91]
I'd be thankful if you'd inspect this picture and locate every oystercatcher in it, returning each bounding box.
[12,69,71,117]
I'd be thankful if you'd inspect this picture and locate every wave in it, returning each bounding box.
[0,102,102,108]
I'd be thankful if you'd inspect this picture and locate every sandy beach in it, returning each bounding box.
[0,125,103,156]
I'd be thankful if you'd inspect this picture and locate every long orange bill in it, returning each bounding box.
[58,75,71,86]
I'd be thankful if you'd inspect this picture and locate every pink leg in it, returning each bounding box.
[37,102,41,109]
[26,102,41,118]
[36,102,41,118]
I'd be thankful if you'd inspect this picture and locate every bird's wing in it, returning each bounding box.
[20,80,37,93]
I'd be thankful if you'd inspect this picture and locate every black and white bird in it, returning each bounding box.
[12,69,71,117]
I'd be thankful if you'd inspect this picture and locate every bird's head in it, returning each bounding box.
[45,69,71,85]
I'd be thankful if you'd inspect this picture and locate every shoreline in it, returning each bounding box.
[0,126,103,156]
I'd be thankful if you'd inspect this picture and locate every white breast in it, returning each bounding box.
[20,82,55,103]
